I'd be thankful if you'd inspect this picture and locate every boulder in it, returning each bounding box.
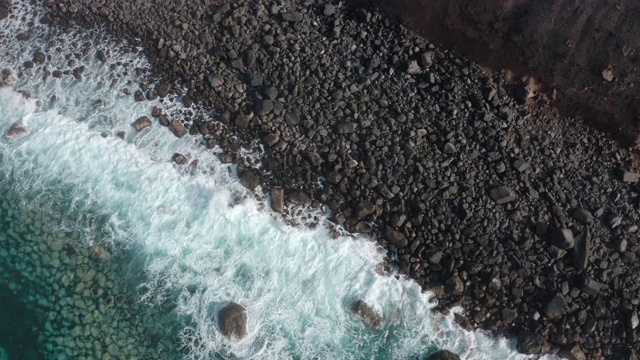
[426,350,461,360]
[288,190,311,206]
[445,275,465,296]
[240,170,260,191]
[132,116,152,131]
[355,202,376,219]
[282,12,303,22]
[271,187,284,213]
[218,302,247,340]
[170,119,187,138]
[6,122,29,138]
[350,300,383,330]
[384,226,407,247]
[572,208,594,225]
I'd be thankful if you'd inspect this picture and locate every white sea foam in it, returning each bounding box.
[0,1,562,359]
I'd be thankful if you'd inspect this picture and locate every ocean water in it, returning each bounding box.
[0,1,561,359]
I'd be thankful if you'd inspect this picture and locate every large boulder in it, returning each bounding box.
[350,300,383,330]
[218,302,247,340]
[132,116,151,131]
[426,350,461,360]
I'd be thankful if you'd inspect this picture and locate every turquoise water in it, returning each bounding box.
[0,1,560,359]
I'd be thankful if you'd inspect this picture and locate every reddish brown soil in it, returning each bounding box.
[377,0,640,146]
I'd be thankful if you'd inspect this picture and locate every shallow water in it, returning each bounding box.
[0,1,560,359]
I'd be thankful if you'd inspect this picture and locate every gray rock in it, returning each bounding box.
[271,187,284,213]
[288,190,311,206]
[512,159,529,172]
[207,73,224,88]
[551,228,575,249]
[338,122,356,134]
[134,90,145,101]
[285,112,300,126]
[545,293,569,318]
[323,4,336,16]
[132,116,151,131]
[282,12,303,22]
[255,99,273,115]
[355,202,376,219]
[235,114,252,129]
[420,52,434,68]
[443,142,457,154]
[426,350,460,360]
[489,185,516,204]
[350,300,382,330]
[573,231,590,271]
[561,344,586,360]
[406,60,421,74]
[580,278,603,296]
[572,208,594,225]
[384,226,407,247]
[218,302,247,340]
[621,169,640,183]
[445,275,464,296]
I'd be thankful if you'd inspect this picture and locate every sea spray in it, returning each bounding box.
[0,1,561,359]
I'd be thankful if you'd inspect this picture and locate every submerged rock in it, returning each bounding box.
[426,350,461,360]
[6,122,29,139]
[218,302,247,340]
[349,300,383,330]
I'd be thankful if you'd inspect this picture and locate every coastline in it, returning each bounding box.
[9,0,639,358]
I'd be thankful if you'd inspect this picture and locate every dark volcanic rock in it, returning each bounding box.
[172,153,187,165]
[572,208,594,225]
[573,231,590,271]
[288,190,311,206]
[218,302,247,340]
[355,202,376,219]
[425,350,460,360]
[350,300,383,330]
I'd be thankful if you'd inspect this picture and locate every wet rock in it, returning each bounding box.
[271,187,284,213]
[516,329,548,354]
[170,119,187,138]
[384,226,407,247]
[33,51,46,64]
[288,190,311,206]
[551,228,575,249]
[240,170,260,191]
[350,300,382,330]
[172,153,187,165]
[207,73,223,88]
[445,275,465,296]
[97,49,107,62]
[218,302,247,340]
[6,122,29,138]
[425,350,460,360]
[132,116,151,131]
[89,246,110,261]
[489,185,516,204]
[560,344,587,360]
[134,90,145,102]
[235,114,252,129]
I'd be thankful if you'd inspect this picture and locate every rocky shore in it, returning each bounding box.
[6,0,638,358]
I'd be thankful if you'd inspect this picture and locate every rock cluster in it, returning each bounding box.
[42,0,640,358]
